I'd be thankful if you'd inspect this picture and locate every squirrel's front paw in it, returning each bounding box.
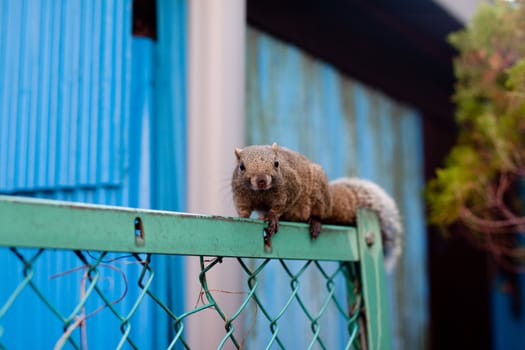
[263,215,279,247]
[309,218,322,240]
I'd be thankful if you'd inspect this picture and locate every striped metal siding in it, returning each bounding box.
[0,1,135,348]
[0,0,188,348]
[0,0,130,195]
[149,0,188,347]
[246,29,427,350]
[152,0,188,213]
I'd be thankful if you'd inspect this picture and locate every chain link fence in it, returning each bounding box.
[0,248,364,349]
[0,196,389,349]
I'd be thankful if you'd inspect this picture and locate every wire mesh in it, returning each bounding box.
[0,248,366,349]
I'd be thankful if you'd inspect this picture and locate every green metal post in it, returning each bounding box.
[357,208,392,350]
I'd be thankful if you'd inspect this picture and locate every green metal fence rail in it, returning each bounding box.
[0,195,391,349]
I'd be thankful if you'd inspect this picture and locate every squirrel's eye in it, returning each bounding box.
[274,160,279,168]
[239,162,246,171]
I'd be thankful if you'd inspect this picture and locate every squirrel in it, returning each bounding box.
[231,143,402,269]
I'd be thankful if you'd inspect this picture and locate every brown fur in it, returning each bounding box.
[232,144,402,268]
[232,143,331,241]
[327,178,402,270]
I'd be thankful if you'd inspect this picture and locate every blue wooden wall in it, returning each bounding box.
[0,0,187,348]
[245,29,428,350]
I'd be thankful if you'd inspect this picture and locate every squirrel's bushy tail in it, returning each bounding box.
[330,177,403,271]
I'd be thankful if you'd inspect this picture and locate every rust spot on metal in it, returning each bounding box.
[209,215,238,221]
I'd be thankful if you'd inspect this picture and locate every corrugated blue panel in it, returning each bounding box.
[0,0,188,348]
[246,28,427,350]
[129,38,154,209]
[149,1,188,347]
[0,1,136,347]
[152,0,188,213]
[0,0,128,194]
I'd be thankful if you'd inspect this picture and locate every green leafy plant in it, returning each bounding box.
[426,0,525,269]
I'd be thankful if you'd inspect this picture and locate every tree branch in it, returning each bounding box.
[460,206,525,232]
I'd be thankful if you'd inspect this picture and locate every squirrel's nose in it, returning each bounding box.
[252,175,271,190]
[256,178,267,189]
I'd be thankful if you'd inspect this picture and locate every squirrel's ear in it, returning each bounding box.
[271,143,279,152]
[235,148,242,159]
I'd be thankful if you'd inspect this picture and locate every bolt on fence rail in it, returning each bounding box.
[0,195,391,349]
